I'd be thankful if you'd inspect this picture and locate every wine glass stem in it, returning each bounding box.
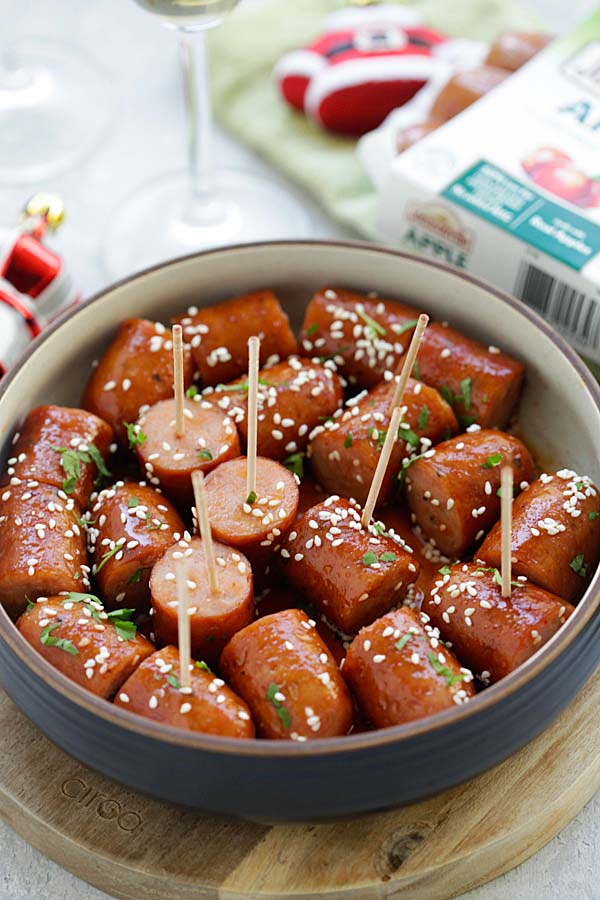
[178,30,219,225]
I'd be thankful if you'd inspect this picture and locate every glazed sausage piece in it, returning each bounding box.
[114,645,255,738]
[150,536,254,665]
[344,607,474,729]
[173,290,297,388]
[82,318,194,446]
[485,32,551,72]
[378,505,445,610]
[478,470,600,603]
[2,405,114,509]
[424,563,574,683]
[308,378,457,507]
[406,429,536,558]
[203,456,299,580]
[211,358,344,460]
[429,66,509,123]
[418,323,525,428]
[300,287,421,388]
[135,395,240,508]
[17,594,155,698]
[220,609,353,740]
[0,483,88,621]
[280,497,420,634]
[88,481,185,613]
[256,585,346,667]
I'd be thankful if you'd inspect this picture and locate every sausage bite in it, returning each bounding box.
[17,594,155,698]
[173,290,297,387]
[211,357,343,460]
[82,318,194,446]
[424,563,574,683]
[0,483,88,621]
[406,429,536,558]
[300,287,420,388]
[88,481,186,612]
[280,497,420,634]
[220,609,353,740]
[344,607,474,728]
[135,395,240,508]
[308,378,457,507]
[150,537,254,665]
[478,470,600,603]
[203,456,299,578]
[114,645,255,737]
[2,405,114,509]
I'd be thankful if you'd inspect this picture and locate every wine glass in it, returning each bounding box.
[0,37,114,184]
[103,0,312,279]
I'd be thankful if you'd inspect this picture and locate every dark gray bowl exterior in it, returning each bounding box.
[0,241,599,821]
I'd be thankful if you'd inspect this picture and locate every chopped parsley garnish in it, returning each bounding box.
[363,550,396,566]
[441,385,454,407]
[266,682,292,729]
[428,652,465,687]
[106,608,137,641]
[318,346,349,364]
[127,567,148,585]
[457,414,477,428]
[52,443,111,494]
[283,452,304,480]
[216,376,274,393]
[306,322,319,336]
[400,427,419,449]
[483,453,503,469]
[570,554,588,578]
[95,542,123,574]
[318,414,334,423]
[344,432,353,448]
[394,319,419,336]
[185,385,199,399]
[397,450,428,489]
[246,491,257,505]
[195,660,213,674]
[380,551,398,562]
[198,448,213,461]
[125,422,147,449]
[372,522,385,535]
[128,496,140,508]
[438,566,451,576]
[476,566,521,588]
[395,634,411,652]
[417,406,429,431]
[413,359,421,381]
[40,622,79,656]
[459,377,472,412]
[441,379,473,415]
[25,597,35,613]
[357,309,386,338]
[589,511,599,521]
[166,673,181,689]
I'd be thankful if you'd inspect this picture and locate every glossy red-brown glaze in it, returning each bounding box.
[423,563,574,683]
[114,645,255,737]
[406,429,536,558]
[344,607,474,728]
[478,471,600,603]
[220,609,353,740]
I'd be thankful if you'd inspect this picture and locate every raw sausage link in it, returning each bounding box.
[477,470,600,603]
[343,606,474,728]
[220,609,353,740]
[82,319,194,446]
[173,290,297,387]
[114,645,255,737]
[17,594,155,698]
[424,563,574,683]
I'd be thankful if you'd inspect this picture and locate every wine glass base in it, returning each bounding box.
[103,169,314,280]
[0,38,114,184]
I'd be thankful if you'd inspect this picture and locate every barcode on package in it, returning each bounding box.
[513,261,600,353]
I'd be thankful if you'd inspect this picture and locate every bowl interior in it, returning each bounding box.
[0,240,599,750]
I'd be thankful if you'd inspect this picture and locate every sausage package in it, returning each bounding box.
[361,10,600,365]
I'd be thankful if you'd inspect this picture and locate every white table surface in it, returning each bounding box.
[1,1,599,898]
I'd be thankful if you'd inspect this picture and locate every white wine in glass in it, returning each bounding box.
[132,0,240,30]
[104,0,310,278]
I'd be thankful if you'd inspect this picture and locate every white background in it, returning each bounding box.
[1,1,599,898]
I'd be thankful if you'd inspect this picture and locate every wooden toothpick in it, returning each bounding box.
[389,313,429,412]
[246,335,260,500]
[172,324,185,439]
[361,406,403,528]
[175,555,191,690]
[500,465,513,598]
[192,469,218,595]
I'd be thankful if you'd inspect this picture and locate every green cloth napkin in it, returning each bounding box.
[209,0,541,237]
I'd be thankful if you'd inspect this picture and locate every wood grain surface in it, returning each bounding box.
[0,675,598,900]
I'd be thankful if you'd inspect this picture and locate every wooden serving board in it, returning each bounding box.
[1,676,599,900]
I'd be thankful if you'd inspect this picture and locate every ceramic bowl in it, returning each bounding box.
[0,241,599,821]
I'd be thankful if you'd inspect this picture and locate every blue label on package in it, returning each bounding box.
[442,160,600,271]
